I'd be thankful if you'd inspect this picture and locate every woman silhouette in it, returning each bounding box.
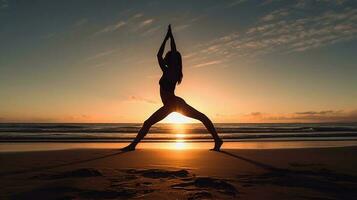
[122,25,223,151]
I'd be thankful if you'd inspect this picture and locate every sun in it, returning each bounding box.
[175,133,185,138]
[162,112,194,124]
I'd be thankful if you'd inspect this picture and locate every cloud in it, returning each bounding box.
[260,8,290,22]
[0,116,58,123]
[94,21,126,35]
[92,62,108,68]
[192,60,223,68]
[295,110,340,115]
[139,19,154,28]
[93,12,156,37]
[130,17,156,33]
[296,0,347,8]
[175,24,191,31]
[67,114,94,121]
[141,25,162,36]
[241,110,357,122]
[226,0,247,7]
[250,112,262,116]
[172,15,206,32]
[85,49,116,61]
[186,2,357,63]
[259,0,275,6]
[133,13,143,19]
[129,96,158,104]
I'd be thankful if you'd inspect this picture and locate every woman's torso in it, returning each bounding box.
[159,72,176,104]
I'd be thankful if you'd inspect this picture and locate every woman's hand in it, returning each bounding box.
[168,24,177,52]
[167,24,172,37]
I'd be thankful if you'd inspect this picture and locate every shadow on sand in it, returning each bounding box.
[0,150,128,177]
[219,150,357,199]
[219,150,282,171]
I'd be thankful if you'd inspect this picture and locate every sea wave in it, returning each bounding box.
[1,123,357,133]
[1,123,357,141]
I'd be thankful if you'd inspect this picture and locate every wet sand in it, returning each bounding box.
[1,145,357,199]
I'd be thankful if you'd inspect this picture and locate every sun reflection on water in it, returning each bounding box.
[172,124,187,150]
[175,133,185,139]
[174,140,187,150]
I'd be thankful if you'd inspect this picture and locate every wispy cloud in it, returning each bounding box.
[92,62,108,68]
[85,49,116,61]
[259,0,274,6]
[129,95,157,104]
[175,24,190,31]
[226,0,247,7]
[192,60,223,68]
[240,110,357,122]
[129,17,157,33]
[260,8,289,22]
[67,114,94,121]
[133,13,143,19]
[94,21,126,35]
[141,25,162,36]
[295,110,340,115]
[139,19,154,28]
[295,0,347,8]
[186,2,357,64]
[172,15,206,32]
[93,12,156,37]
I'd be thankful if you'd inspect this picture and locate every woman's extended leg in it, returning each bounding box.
[121,106,171,151]
[178,101,223,151]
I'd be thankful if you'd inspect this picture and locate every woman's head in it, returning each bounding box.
[164,51,183,84]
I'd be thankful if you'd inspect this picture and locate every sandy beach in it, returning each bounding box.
[1,144,357,199]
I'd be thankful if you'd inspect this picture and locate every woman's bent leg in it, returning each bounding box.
[122,106,171,151]
[178,100,223,151]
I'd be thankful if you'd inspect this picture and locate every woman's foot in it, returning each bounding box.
[210,139,223,151]
[121,144,136,152]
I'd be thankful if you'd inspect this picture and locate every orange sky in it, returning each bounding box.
[0,0,357,123]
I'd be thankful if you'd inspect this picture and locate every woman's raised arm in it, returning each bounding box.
[168,25,177,52]
[157,27,170,71]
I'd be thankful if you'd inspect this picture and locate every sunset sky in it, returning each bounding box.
[0,0,356,123]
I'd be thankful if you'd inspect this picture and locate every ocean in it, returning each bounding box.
[1,123,357,142]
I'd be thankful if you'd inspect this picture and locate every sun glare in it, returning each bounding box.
[163,112,193,124]
[173,140,187,150]
[175,133,185,138]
